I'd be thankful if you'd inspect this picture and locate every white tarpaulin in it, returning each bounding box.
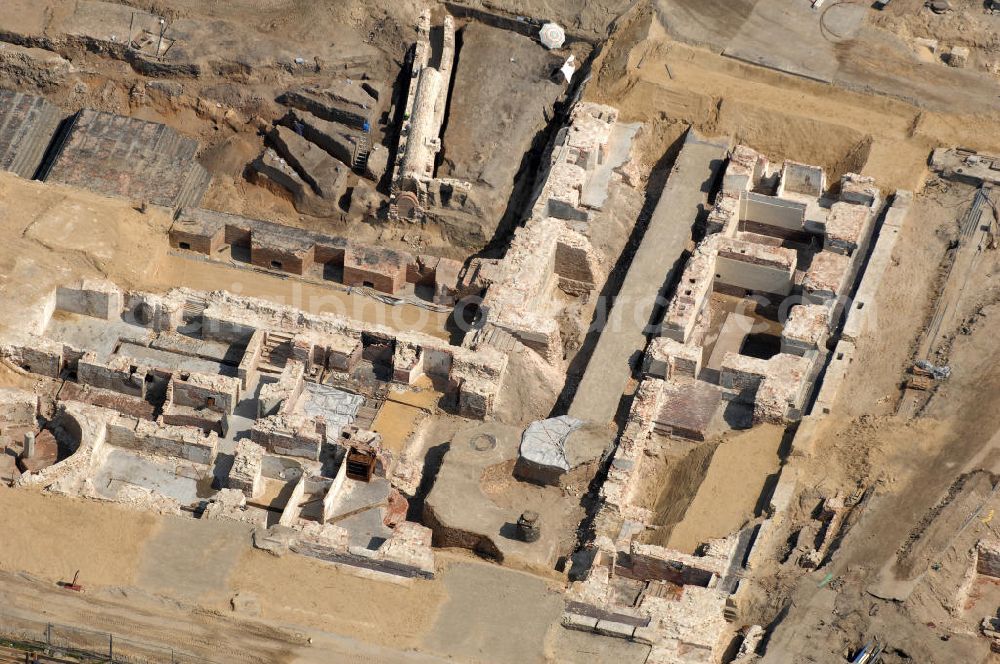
[560,54,576,83]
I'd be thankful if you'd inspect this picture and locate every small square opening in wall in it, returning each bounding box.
[206,396,216,408]
[179,241,191,250]
[856,302,865,310]
[270,260,283,270]
[363,280,375,288]
[836,352,844,361]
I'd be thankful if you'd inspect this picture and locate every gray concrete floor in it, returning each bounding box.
[118,341,226,375]
[92,447,212,505]
[135,515,252,604]
[45,311,152,362]
[581,122,640,210]
[422,562,650,664]
[568,130,731,424]
[327,477,394,549]
[721,0,866,83]
[423,562,564,664]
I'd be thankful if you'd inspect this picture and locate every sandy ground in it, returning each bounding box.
[583,7,1000,195]
[831,180,971,421]
[0,483,647,663]
[371,381,439,453]
[0,484,623,663]
[745,180,1000,659]
[230,548,446,650]
[136,517,252,606]
[0,173,452,341]
[0,486,157,587]
[372,400,428,453]
[2,0,1000,660]
[664,424,783,553]
[422,562,564,664]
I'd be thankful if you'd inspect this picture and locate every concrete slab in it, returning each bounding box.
[423,562,565,664]
[117,342,227,375]
[581,122,640,210]
[568,130,731,425]
[722,0,865,83]
[326,477,394,549]
[45,311,151,362]
[91,447,213,506]
[423,423,581,570]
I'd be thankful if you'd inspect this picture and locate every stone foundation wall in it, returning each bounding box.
[169,372,240,414]
[978,540,1000,578]
[237,330,265,390]
[3,338,64,377]
[55,281,123,320]
[251,415,325,460]
[107,416,218,465]
[228,439,265,499]
[78,353,147,398]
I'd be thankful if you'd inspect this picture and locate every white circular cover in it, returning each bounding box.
[539,22,566,50]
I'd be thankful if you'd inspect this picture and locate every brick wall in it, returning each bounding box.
[343,264,405,294]
[250,244,315,275]
[169,227,223,254]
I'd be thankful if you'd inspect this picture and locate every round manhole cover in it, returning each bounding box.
[469,433,497,452]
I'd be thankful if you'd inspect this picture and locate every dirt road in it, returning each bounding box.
[0,568,453,664]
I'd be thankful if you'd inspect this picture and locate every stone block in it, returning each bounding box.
[56,280,122,320]
[978,539,1000,578]
[228,439,265,500]
[343,244,410,294]
[269,125,349,201]
[562,613,599,631]
[595,620,636,639]
[279,82,376,131]
[949,46,970,68]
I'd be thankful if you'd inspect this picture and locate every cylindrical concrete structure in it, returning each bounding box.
[433,16,456,131]
[400,67,443,188]
[413,10,432,71]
